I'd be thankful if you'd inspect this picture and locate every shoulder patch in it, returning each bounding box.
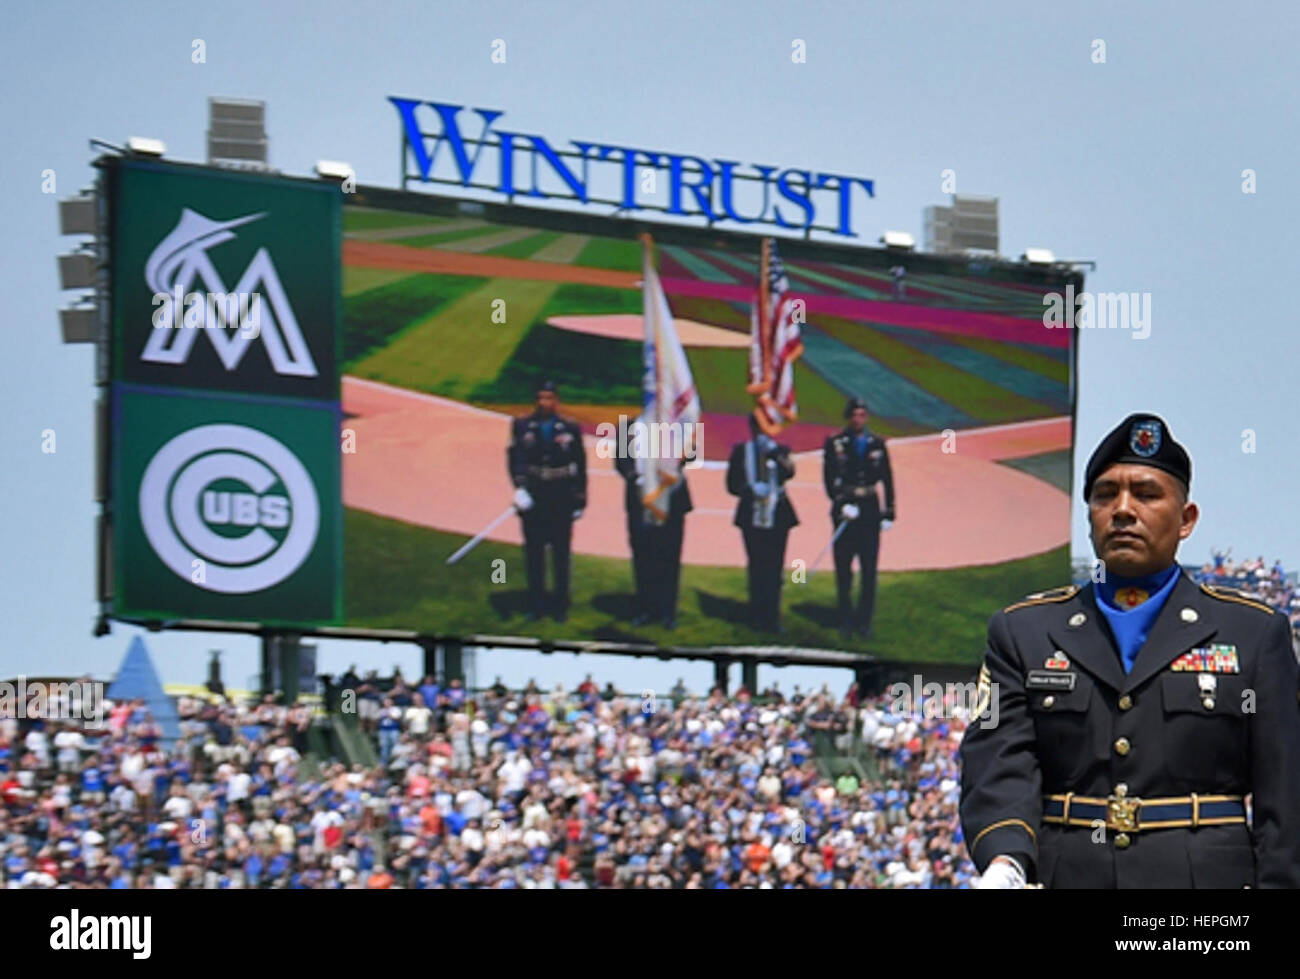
[1199,583,1274,615]
[1004,584,1080,613]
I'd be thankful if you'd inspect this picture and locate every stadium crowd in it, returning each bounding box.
[3,556,1294,889]
[1195,552,1300,637]
[1,672,976,889]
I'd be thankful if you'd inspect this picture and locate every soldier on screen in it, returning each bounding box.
[507,380,587,622]
[615,415,693,630]
[822,397,895,639]
[726,414,798,634]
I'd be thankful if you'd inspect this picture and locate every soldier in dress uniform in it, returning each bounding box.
[506,381,587,622]
[960,413,1300,889]
[615,416,693,629]
[822,397,896,639]
[726,414,798,633]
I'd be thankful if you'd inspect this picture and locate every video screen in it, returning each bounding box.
[104,158,1073,660]
[335,200,1074,659]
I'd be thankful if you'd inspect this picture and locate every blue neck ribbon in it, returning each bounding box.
[1095,564,1181,673]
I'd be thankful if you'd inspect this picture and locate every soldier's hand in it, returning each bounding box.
[840,503,860,521]
[572,509,584,521]
[974,855,1026,889]
[753,482,772,498]
[513,488,534,512]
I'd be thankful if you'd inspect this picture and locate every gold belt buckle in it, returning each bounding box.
[1108,795,1141,833]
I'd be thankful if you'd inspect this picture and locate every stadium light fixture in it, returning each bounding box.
[1022,247,1056,265]
[58,252,96,290]
[59,305,97,344]
[881,230,916,251]
[59,195,96,235]
[127,136,166,157]
[314,159,354,182]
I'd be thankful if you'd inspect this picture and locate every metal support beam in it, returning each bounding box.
[420,641,438,682]
[712,658,730,696]
[441,640,464,684]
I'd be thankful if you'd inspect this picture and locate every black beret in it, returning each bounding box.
[1082,413,1190,501]
[536,379,557,394]
[844,397,867,418]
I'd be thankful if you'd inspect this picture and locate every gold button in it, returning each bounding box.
[1118,694,1133,711]
[1115,832,1131,849]
[1042,695,1055,709]
[1114,783,1128,798]
[1202,697,1216,710]
[1114,737,1131,756]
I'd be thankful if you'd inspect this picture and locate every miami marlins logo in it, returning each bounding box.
[140,208,318,377]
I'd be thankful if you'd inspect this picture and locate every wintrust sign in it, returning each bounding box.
[390,97,877,238]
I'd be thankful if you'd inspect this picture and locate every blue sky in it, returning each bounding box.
[2,0,1297,693]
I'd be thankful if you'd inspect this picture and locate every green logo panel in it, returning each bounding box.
[113,385,342,625]
[110,159,340,400]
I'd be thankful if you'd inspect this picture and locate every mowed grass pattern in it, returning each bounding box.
[814,316,1055,424]
[337,209,1067,433]
[342,273,490,370]
[575,236,641,272]
[350,276,563,401]
[343,267,417,297]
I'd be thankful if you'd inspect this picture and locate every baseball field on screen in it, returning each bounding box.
[335,204,1074,662]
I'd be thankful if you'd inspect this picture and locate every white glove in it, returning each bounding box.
[753,482,771,498]
[513,488,534,512]
[571,509,583,520]
[974,856,1026,889]
[840,503,860,521]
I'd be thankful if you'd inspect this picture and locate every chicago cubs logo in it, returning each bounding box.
[1129,419,1161,457]
[138,424,319,593]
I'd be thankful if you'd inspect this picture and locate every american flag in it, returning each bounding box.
[747,239,804,433]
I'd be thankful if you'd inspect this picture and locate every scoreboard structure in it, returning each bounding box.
[72,150,1083,691]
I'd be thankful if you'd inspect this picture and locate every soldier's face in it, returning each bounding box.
[848,408,868,432]
[1088,464,1198,577]
[536,391,557,416]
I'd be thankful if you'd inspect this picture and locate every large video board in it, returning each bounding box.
[102,158,1077,663]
